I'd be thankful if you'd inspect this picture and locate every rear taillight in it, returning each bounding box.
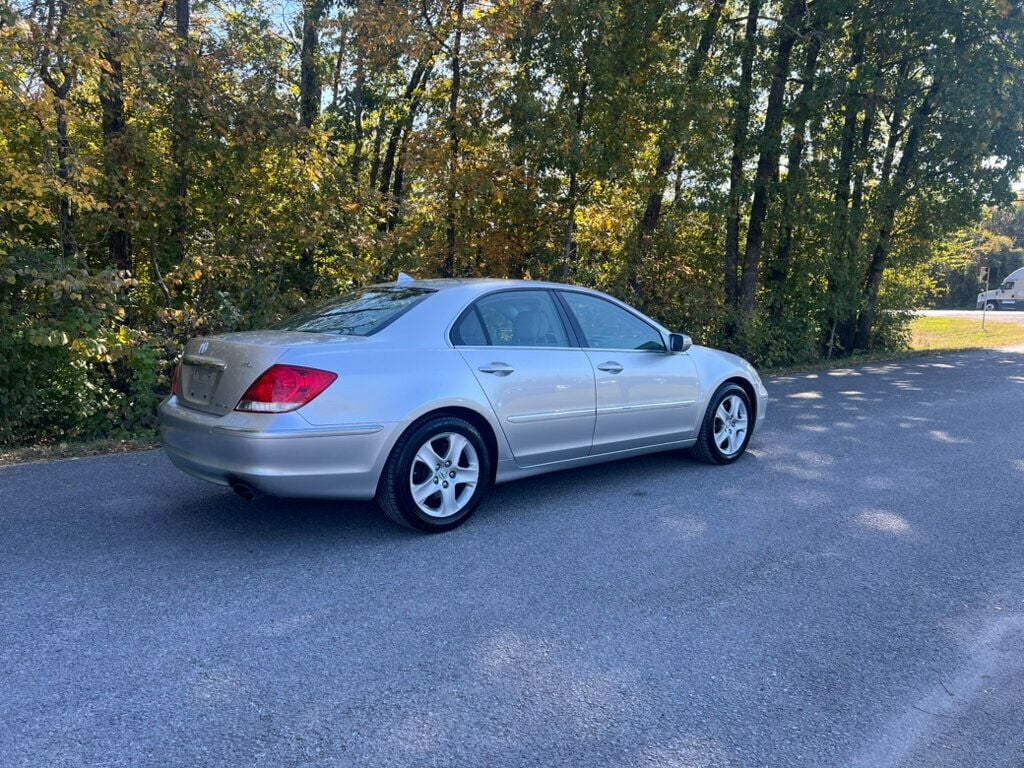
[171,360,182,397]
[235,364,337,413]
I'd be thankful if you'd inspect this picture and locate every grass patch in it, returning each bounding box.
[910,315,1024,352]
[765,315,1024,376]
[0,434,160,468]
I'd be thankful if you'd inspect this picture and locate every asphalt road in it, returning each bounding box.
[3,346,1024,768]
[918,308,1024,325]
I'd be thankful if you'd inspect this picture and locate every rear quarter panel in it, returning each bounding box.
[278,342,513,461]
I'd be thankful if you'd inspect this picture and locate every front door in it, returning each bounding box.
[453,289,596,467]
[557,290,700,454]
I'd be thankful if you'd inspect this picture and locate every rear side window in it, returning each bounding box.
[273,286,435,336]
[452,290,570,347]
[451,309,488,345]
[559,291,665,351]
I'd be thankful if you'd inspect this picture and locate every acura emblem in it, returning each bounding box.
[198,341,209,354]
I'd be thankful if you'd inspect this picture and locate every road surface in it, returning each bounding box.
[3,346,1024,767]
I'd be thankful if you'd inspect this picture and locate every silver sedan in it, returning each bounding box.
[159,278,768,532]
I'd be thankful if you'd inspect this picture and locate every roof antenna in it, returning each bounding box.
[396,272,415,285]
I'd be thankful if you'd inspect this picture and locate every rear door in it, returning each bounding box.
[556,290,700,454]
[453,290,596,467]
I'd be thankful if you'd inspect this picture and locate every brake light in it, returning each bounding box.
[171,360,182,397]
[235,364,337,413]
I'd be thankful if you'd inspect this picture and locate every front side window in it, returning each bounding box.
[560,291,665,351]
[1002,281,1014,291]
[273,286,435,336]
[452,290,570,347]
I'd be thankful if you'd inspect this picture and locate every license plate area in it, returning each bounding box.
[183,364,222,406]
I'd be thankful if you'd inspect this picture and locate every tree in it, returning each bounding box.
[170,0,190,263]
[2,0,1024,446]
[33,0,80,265]
[443,0,465,277]
[99,1,131,273]
[739,0,806,312]
[629,0,726,301]
[300,1,330,129]
[723,0,761,314]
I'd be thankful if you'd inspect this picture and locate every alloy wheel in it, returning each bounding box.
[408,432,480,518]
[713,394,749,458]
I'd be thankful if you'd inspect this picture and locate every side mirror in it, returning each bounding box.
[669,333,692,353]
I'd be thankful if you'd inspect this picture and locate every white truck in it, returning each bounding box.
[977,266,1024,310]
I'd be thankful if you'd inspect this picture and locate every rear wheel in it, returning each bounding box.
[689,383,753,465]
[377,416,492,532]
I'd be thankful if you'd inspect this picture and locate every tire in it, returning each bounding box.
[376,415,492,532]
[689,383,753,465]
[985,301,999,311]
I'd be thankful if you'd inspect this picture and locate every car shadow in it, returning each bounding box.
[157,446,731,544]
[159,488,415,545]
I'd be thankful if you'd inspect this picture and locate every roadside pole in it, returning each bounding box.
[980,266,989,331]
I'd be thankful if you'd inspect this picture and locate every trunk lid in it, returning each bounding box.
[176,331,346,416]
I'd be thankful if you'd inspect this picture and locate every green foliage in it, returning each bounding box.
[921,204,1024,308]
[1,0,1023,446]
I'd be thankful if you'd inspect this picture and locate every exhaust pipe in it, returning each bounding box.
[229,479,260,502]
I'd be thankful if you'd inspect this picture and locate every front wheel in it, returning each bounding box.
[985,301,999,311]
[689,383,753,465]
[377,416,492,532]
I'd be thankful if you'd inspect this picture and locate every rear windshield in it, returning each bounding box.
[273,286,435,336]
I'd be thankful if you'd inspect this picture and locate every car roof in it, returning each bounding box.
[375,277,585,294]
[357,276,673,341]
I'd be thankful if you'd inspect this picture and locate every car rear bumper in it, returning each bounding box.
[158,397,402,500]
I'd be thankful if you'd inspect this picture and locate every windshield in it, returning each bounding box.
[273,286,435,335]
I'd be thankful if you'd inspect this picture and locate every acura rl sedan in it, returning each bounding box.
[160,277,767,532]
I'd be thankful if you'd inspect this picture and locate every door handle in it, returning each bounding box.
[478,362,514,376]
[596,361,624,374]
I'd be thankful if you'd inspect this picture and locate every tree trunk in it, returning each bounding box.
[54,97,76,265]
[631,0,725,297]
[37,0,77,266]
[377,58,431,232]
[832,94,880,350]
[767,32,822,321]
[823,29,865,355]
[724,0,761,314]
[390,129,411,232]
[299,1,326,128]
[350,43,365,183]
[833,31,865,222]
[330,25,345,110]
[850,81,882,215]
[443,0,465,278]
[563,79,587,280]
[170,0,190,263]
[853,84,937,349]
[739,0,805,312]
[100,46,132,274]
[368,121,383,191]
